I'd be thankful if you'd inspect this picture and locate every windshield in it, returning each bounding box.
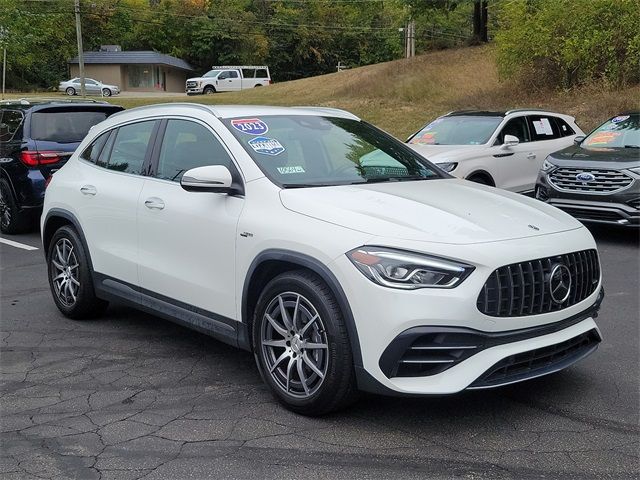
[583,114,640,149]
[31,110,111,143]
[223,115,442,187]
[203,70,221,78]
[408,116,502,146]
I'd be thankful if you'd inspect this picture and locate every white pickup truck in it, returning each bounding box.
[186,66,271,95]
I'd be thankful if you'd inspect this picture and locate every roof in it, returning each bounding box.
[68,51,194,71]
[0,98,122,112]
[445,109,573,118]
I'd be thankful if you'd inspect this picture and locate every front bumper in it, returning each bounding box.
[536,171,640,227]
[330,227,603,395]
[186,87,204,95]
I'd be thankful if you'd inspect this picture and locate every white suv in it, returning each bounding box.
[42,104,604,415]
[407,110,584,194]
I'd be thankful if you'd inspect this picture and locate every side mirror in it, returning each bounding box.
[501,134,519,149]
[180,165,242,195]
[573,135,585,145]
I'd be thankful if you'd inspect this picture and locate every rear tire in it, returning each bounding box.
[252,270,358,416]
[65,87,76,96]
[47,225,108,319]
[0,178,31,234]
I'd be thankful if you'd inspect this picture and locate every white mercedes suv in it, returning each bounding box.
[407,110,584,195]
[42,104,604,415]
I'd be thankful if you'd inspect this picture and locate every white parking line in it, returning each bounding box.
[0,237,39,251]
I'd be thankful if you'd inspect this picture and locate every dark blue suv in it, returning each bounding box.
[0,99,123,233]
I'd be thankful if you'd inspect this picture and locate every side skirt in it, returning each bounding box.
[93,273,250,351]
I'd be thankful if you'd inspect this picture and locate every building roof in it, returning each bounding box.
[68,51,194,71]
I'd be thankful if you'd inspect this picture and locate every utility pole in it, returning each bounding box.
[405,20,415,59]
[74,0,86,97]
[2,48,6,101]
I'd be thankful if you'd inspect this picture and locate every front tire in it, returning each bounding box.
[65,87,76,96]
[47,225,108,319]
[252,270,357,415]
[102,88,112,97]
[203,86,216,95]
[0,178,31,234]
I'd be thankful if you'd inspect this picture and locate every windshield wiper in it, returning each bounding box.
[281,183,337,188]
[624,145,640,149]
[357,175,431,184]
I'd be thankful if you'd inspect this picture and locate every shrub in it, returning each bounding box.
[494,0,640,89]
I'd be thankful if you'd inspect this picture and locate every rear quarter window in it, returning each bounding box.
[0,110,24,142]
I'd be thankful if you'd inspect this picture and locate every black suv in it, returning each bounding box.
[0,99,123,233]
[536,112,640,227]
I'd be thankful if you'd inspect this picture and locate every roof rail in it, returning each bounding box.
[504,108,551,115]
[0,97,110,106]
[110,102,215,117]
[211,65,269,70]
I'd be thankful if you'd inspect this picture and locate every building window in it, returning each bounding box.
[127,64,154,89]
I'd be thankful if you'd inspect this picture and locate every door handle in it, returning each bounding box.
[144,197,165,210]
[80,185,97,196]
[527,153,536,160]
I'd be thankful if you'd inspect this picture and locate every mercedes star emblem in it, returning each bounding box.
[549,264,572,304]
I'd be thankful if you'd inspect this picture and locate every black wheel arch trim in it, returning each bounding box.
[242,249,364,370]
[466,170,496,185]
[42,208,93,268]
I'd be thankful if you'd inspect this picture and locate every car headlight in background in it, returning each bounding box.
[541,158,557,172]
[347,246,474,289]
[437,162,458,173]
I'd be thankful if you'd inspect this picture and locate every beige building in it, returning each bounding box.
[68,48,194,93]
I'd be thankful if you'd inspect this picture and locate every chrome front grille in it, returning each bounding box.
[549,167,634,193]
[186,81,198,88]
[477,250,600,317]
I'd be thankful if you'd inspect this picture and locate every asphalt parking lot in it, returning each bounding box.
[1,225,638,479]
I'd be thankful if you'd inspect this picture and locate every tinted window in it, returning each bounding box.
[156,120,233,182]
[242,69,256,78]
[96,131,115,168]
[554,117,575,137]
[0,110,24,142]
[528,115,561,141]
[255,69,269,78]
[107,121,155,175]
[31,110,110,143]
[498,117,530,144]
[223,115,440,187]
[408,116,502,145]
[80,131,110,163]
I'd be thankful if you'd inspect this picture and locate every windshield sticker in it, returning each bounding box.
[231,118,269,135]
[611,115,630,123]
[411,131,437,145]
[277,166,305,174]
[248,136,285,156]
[585,131,621,146]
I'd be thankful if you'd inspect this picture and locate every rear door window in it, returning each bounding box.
[30,110,111,143]
[527,115,561,141]
[107,121,156,175]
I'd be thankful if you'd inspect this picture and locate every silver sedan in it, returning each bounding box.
[58,78,120,97]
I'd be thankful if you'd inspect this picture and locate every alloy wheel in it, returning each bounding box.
[51,238,80,307]
[260,292,329,398]
[0,187,10,229]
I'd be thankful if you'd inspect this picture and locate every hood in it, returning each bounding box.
[279,179,582,245]
[549,144,640,169]
[408,144,481,163]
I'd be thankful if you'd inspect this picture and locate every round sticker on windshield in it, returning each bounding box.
[248,137,285,156]
[612,115,629,123]
[231,118,269,135]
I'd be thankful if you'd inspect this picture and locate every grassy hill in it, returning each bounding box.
[18,46,640,138]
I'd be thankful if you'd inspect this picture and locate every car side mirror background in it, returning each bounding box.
[573,135,585,145]
[180,165,243,195]
[501,134,520,149]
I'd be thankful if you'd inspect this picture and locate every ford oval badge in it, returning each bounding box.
[576,172,596,183]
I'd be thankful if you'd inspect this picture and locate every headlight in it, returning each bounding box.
[437,162,458,173]
[542,158,557,172]
[629,166,640,175]
[346,246,474,289]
